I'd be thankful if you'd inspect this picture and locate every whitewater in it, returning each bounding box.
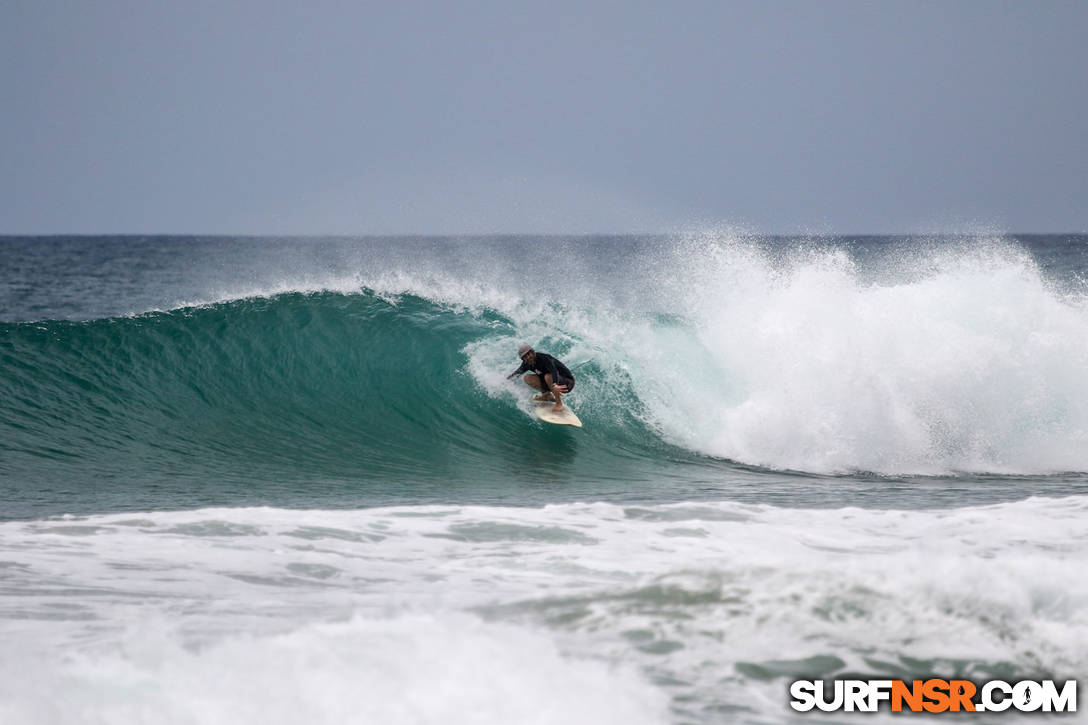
[2,233,1087,723]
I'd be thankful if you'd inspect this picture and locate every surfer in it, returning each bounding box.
[508,344,575,412]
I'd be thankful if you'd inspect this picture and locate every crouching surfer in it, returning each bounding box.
[507,344,575,412]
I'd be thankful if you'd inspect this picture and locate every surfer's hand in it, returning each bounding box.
[553,384,569,394]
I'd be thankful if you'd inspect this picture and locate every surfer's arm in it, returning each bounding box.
[507,362,530,380]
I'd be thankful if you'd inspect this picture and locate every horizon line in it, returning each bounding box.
[2,231,1087,239]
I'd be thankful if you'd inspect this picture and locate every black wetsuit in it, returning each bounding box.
[508,353,575,393]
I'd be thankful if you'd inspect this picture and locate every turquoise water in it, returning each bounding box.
[2,234,1087,723]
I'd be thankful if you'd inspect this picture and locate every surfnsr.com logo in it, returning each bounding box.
[789,679,1077,713]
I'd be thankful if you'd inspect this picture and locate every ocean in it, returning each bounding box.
[1,234,1086,723]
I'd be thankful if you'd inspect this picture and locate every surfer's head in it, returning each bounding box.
[518,344,534,363]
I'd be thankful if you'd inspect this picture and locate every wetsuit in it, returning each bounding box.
[508,352,576,393]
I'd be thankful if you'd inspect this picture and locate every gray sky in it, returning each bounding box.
[2,0,1086,234]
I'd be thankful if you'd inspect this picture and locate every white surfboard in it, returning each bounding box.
[532,400,583,427]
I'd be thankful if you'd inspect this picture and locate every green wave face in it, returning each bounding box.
[1,291,718,515]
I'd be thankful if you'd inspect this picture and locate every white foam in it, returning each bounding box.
[1,498,1085,721]
[668,238,1088,474]
[466,234,1088,474]
[0,614,667,725]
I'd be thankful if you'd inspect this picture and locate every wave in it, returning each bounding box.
[4,236,1088,486]
[0,291,697,504]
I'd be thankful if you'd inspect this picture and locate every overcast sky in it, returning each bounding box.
[2,0,1086,234]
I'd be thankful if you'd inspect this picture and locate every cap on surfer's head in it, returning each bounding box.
[518,344,533,359]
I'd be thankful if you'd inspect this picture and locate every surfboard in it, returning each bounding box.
[532,400,583,427]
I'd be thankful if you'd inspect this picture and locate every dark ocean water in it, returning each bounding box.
[1,234,1086,723]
